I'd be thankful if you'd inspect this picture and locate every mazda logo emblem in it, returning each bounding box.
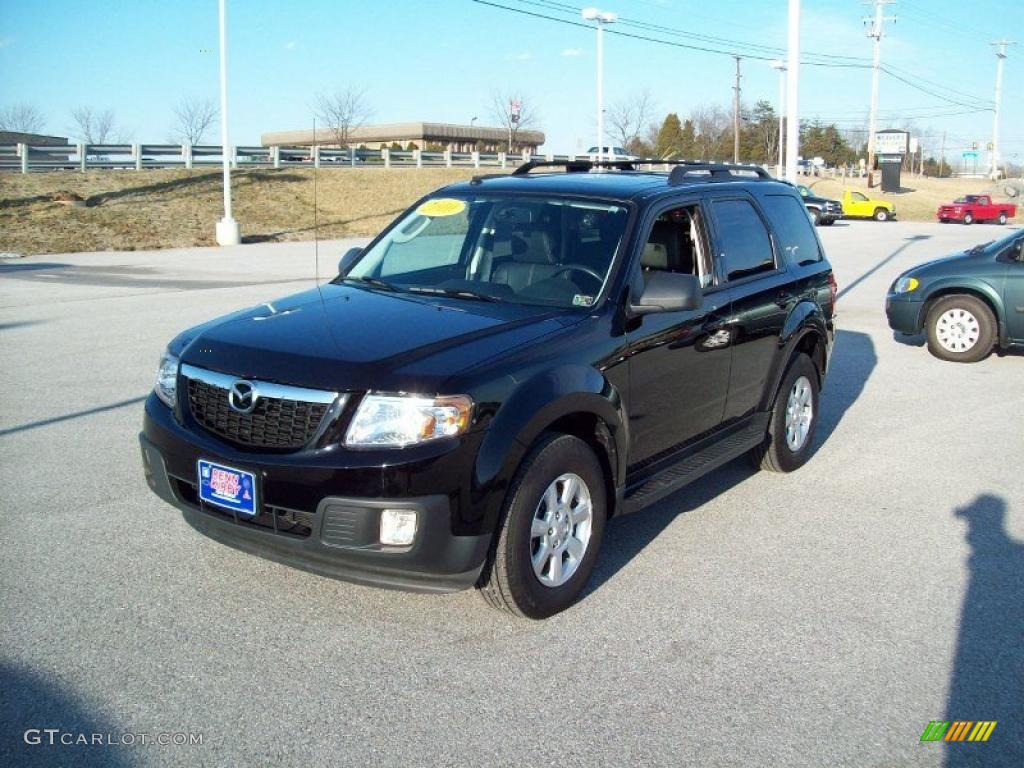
[228,380,258,414]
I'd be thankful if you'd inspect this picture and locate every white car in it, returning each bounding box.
[586,146,636,161]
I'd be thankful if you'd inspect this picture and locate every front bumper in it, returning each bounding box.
[885,293,924,334]
[140,394,492,593]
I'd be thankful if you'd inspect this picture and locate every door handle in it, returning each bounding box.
[775,292,792,308]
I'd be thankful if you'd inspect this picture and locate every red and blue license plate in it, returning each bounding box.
[197,459,257,517]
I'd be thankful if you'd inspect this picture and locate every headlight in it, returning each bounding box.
[345,394,472,448]
[894,276,920,294]
[154,351,179,407]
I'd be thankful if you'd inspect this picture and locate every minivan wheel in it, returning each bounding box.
[750,353,819,473]
[925,294,995,363]
[478,434,606,618]
[874,208,889,222]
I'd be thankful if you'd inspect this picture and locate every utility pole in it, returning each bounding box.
[733,55,742,163]
[990,39,1016,179]
[784,0,800,182]
[864,0,896,188]
[771,61,787,177]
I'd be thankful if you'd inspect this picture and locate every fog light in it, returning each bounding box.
[380,509,417,546]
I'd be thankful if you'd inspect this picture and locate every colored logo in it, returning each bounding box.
[920,721,996,743]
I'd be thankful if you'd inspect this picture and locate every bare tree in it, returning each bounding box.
[171,96,217,146]
[689,104,731,161]
[490,91,539,152]
[606,90,655,151]
[0,104,45,134]
[70,106,117,144]
[315,87,371,147]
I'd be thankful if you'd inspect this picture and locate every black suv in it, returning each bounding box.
[140,161,836,618]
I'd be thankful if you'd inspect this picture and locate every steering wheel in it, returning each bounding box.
[552,264,603,289]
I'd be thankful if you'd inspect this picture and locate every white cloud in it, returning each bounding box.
[284,40,297,51]
[561,48,581,57]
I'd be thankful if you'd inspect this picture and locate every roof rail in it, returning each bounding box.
[505,157,774,183]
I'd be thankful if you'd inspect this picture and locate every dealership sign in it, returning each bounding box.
[874,130,910,155]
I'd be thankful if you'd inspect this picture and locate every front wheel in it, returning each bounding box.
[925,294,995,363]
[963,212,974,225]
[478,434,607,618]
[750,353,820,473]
[998,212,1008,225]
[874,208,890,222]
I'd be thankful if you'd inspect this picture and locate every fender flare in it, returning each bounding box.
[470,365,628,532]
[759,301,829,411]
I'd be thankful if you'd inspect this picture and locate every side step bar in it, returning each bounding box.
[621,416,768,514]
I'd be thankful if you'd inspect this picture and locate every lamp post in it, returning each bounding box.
[582,7,617,164]
[771,60,787,178]
[215,0,240,245]
[784,0,800,183]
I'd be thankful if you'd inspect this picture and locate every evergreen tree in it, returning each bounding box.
[655,113,685,159]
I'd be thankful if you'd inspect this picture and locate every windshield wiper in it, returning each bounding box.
[968,241,994,254]
[405,286,504,303]
[342,276,403,292]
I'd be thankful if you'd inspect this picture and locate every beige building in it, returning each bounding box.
[261,121,544,153]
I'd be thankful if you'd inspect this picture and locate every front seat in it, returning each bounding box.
[492,229,561,292]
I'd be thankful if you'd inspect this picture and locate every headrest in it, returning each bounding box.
[641,242,668,270]
[511,230,557,264]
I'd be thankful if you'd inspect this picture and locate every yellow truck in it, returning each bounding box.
[841,190,896,221]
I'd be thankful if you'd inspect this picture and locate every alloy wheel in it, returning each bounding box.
[785,375,814,451]
[530,473,593,588]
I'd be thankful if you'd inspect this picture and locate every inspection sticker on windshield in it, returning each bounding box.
[573,294,594,307]
[417,198,466,217]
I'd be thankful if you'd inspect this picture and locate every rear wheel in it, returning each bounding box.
[874,208,890,222]
[998,212,1008,225]
[478,434,607,618]
[750,353,819,473]
[810,208,822,226]
[963,212,974,225]
[925,294,995,363]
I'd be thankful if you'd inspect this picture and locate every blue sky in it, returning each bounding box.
[1,0,1022,163]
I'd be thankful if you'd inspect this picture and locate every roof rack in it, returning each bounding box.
[505,158,773,184]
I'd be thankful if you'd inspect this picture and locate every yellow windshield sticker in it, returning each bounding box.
[417,198,466,217]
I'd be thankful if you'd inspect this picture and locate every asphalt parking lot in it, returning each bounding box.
[1,220,1021,767]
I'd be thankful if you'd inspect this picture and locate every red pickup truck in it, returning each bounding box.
[937,195,1017,225]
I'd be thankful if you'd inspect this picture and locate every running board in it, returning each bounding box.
[621,416,768,514]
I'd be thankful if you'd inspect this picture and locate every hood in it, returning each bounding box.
[175,284,572,393]
[904,247,995,279]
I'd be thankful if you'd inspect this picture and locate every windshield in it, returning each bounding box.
[954,196,979,204]
[344,194,630,308]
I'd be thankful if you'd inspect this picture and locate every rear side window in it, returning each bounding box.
[761,194,822,266]
[710,199,775,281]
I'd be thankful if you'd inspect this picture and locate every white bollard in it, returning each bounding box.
[272,145,280,169]
[313,145,320,169]
[78,143,86,172]
[18,143,27,174]
[382,148,390,169]
[499,152,507,169]
[133,143,142,171]
[414,149,422,168]
[230,145,238,170]
[472,151,480,169]
[444,150,452,168]
[522,148,531,164]
[183,145,193,170]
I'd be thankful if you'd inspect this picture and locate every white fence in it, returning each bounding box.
[0,143,579,173]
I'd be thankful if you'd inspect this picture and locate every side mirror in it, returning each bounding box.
[338,247,362,277]
[631,271,703,315]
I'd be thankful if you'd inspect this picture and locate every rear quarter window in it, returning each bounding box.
[761,194,823,266]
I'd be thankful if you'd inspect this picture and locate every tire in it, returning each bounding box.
[925,294,996,363]
[822,218,835,226]
[749,353,819,473]
[963,212,974,225]
[939,218,948,223]
[478,434,607,619]
[998,212,1008,225]
[810,209,822,226]
[874,208,890,222]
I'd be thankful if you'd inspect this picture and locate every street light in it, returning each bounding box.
[771,60,787,178]
[470,116,478,127]
[215,0,240,245]
[581,7,617,164]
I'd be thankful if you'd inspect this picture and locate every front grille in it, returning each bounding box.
[187,378,330,449]
[184,371,338,451]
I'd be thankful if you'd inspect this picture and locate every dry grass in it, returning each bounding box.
[800,174,1019,221]
[0,168,504,255]
[1,167,1019,255]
